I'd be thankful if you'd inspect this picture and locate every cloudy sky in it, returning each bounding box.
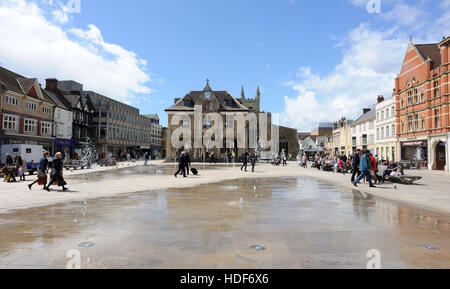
[0,0,448,130]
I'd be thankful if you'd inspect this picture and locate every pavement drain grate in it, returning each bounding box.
[79,242,96,248]
[421,244,440,251]
[250,245,266,251]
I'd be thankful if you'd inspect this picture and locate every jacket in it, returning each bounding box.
[38,157,49,171]
[359,154,370,171]
[352,154,360,169]
[51,158,63,175]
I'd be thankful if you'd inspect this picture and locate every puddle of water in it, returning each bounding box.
[0,177,449,269]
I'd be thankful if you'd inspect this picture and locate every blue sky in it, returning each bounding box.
[0,0,448,130]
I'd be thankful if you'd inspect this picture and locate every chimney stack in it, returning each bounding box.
[363,108,371,114]
[45,78,58,91]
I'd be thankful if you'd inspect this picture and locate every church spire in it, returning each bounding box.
[256,86,260,100]
[241,85,246,100]
[203,79,212,91]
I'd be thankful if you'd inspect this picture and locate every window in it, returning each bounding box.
[377,128,380,140]
[43,107,52,114]
[392,125,396,136]
[26,102,37,111]
[407,91,412,106]
[435,109,440,128]
[414,89,418,104]
[422,119,426,131]
[381,111,384,121]
[41,122,52,135]
[401,122,405,133]
[408,116,413,132]
[391,106,395,118]
[434,81,439,98]
[184,99,194,107]
[2,114,18,131]
[414,115,419,131]
[386,126,390,138]
[386,109,390,119]
[24,119,37,133]
[381,127,384,139]
[377,112,380,122]
[420,90,425,102]
[5,95,19,106]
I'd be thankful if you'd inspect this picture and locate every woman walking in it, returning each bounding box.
[28,151,50,190]
[45,152,68,192]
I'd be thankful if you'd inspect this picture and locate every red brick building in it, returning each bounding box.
[395,36,449,171]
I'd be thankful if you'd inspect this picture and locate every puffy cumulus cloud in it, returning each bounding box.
[281,0,449,131]
[281,24,406,131]
[0,0,152,103]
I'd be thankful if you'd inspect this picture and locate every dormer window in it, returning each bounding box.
[225,99,234,107]
[184,99,194,107]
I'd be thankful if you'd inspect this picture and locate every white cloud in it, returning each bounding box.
[281,1,449,131]
[281,24,407,131]
[0,0,152,103]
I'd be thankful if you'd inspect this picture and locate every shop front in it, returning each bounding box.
[400,140,428,169]
[54,139,74,158]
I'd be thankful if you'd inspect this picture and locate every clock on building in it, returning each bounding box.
[204,91,212,100]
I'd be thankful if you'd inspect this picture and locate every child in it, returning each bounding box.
[18,167,25,181]
[338,158,345,175]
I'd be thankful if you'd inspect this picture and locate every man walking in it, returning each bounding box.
[353,150,376,188]
[144,152,150,166]
[241,151,249,172]
[351,150,361,183]
[174,152,187,178]
[250,152,257,173]
[184,153,191,176]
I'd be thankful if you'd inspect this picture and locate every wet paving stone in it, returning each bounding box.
[0,177,449,268]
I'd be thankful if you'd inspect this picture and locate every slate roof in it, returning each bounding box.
[352,110,375,126]
[0,66,55,105]
[166,90,250,112]
[415,43,441,68]
[43,89,71,110]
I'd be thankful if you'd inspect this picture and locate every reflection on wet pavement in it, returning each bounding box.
[0,177,449,269]
[66,164,220,182]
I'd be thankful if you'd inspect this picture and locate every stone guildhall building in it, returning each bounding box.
[165,81,299,161]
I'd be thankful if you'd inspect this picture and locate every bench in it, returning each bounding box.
[385,175,422,185]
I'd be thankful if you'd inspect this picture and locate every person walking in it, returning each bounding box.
[64,151,70,166]
[45,152,68,192]
[174,152,187,178]
[210,152,216,164]
[144,152,150,166]
[302,154,308,168]
[281,150,288,167]
[28,151,50,190]
[241,151,249,172]
[184,153,191,176]
[353,151,376,188]
[351,150,361,183]
[370,154,380,184]
[250,152,257,173]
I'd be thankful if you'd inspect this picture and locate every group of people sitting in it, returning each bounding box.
[1,153,28,183]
